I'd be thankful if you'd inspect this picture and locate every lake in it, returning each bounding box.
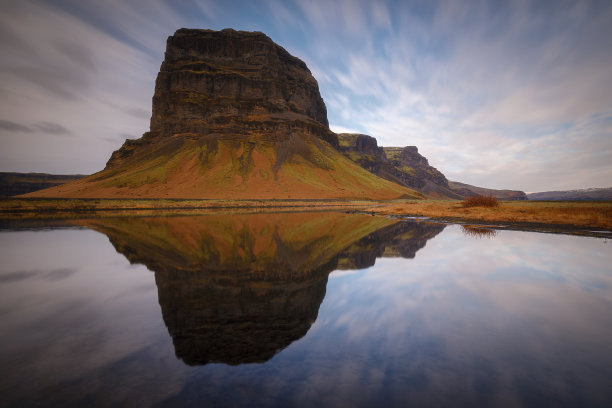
[0,212,611,407]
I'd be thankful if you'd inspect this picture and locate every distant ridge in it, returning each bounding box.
[449,181,527,200]
[23,29,420,200]
[0,172,84,197]
[527,187,612,201]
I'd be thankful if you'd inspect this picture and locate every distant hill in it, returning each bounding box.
[336,133,528,200]
[448,181,527,200]
[527,187,612,201]
[24,29,420,200]
[0,172,84,197]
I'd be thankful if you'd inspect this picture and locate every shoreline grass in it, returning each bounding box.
[0,198,376,220]
[0,198,611,232]
[366,200,612,230]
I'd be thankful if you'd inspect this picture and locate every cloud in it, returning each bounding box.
[317,0,612,190]
[0,120,72,136]
[0,120,32,133]
[0,268,77,283]
[34,121,73,136]
[125,107,151,119]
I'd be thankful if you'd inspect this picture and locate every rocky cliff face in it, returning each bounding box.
[337,133,387,173]
[105,28,337,170]
[150,28,331,141]
[383,146,452,191]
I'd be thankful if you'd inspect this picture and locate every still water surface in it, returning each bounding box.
[0,212,611,407]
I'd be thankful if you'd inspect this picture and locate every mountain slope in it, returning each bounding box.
[25,29,419,200]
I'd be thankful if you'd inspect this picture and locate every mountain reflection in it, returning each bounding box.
[79,212,444,366]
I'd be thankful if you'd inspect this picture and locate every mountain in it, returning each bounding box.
[527,187,612,201]
[24,29,419,200]
[0,172,84,197]
[337,133,462,199]
[448,181,527,200]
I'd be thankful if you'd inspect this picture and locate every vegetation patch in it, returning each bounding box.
[462,194,500,208]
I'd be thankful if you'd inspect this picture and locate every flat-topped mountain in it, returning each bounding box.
[24,29,419,200]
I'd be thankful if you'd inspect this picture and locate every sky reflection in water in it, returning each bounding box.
[0,213,610,407]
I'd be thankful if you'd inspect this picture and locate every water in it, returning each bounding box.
[0,212,610,407]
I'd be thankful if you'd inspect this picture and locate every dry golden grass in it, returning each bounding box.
[0,198,377,220]
[370,200,612,230]
[461,194,499,208]
[2,198,611,231]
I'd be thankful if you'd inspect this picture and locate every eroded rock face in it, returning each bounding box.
[338,133,461,198]
[149,28,331,141]
[384,146,450,190]
[105,28,337,170]
[103,28,341,173]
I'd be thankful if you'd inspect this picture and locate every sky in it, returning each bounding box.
[0,0,611,192]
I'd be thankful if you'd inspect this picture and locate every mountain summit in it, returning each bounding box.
[27,29,419,199]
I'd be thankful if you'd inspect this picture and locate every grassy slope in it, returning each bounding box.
[25,135,421,200]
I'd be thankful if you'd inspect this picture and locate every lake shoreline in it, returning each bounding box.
[0,198,610,237]
[361,200,612,238]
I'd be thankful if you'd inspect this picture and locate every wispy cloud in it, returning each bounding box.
[0,119,72,136]
[0,120,31,133]
[307,0,612,190]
